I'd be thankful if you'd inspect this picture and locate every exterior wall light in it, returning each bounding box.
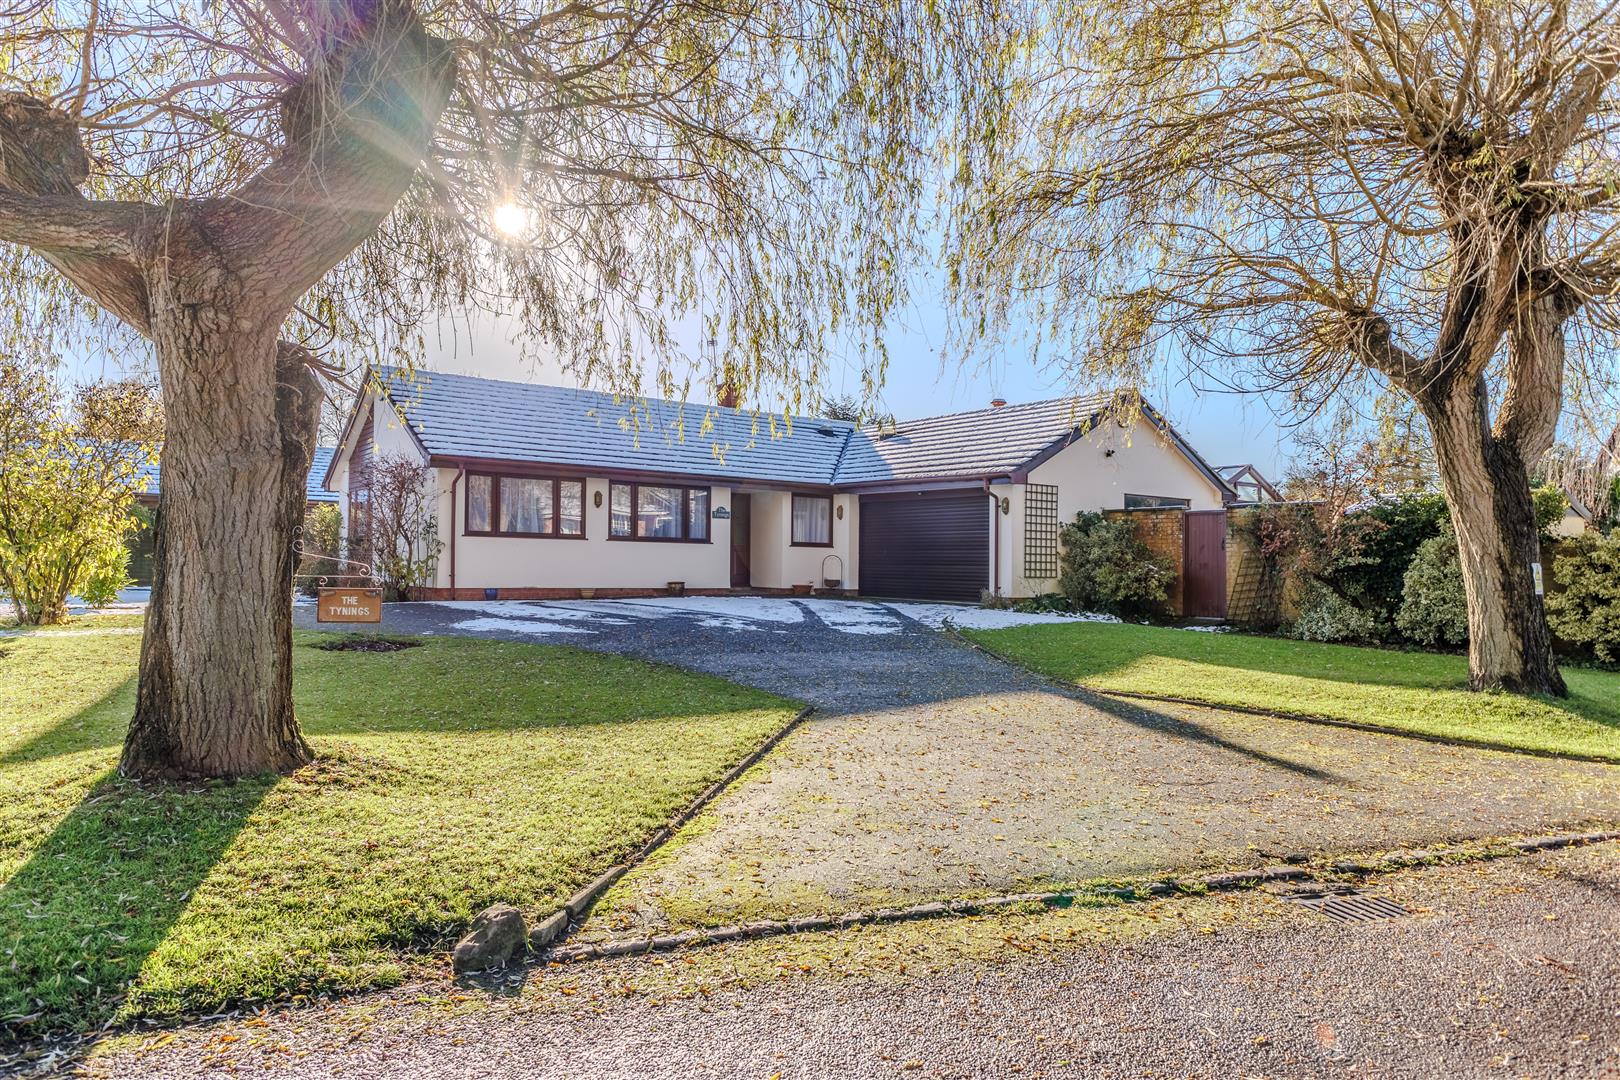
[593,489,604,508]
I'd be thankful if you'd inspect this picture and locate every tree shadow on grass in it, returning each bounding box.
[1078,687,1346,783]
[0,675,135,768]
[980,624,1620,733]
[4,637,792,768]
[981,623,1449,686]
[0,771,271,1055]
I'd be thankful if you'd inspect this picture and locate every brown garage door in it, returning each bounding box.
[859,491,989,601]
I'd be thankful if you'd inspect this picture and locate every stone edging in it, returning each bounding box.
[528,703,817,951]
[543,830,1620,965]
[946,625,1620,767]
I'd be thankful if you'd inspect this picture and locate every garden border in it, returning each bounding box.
[542,829,1620,964]
[947,625,1620,766]
[527,703,817,951]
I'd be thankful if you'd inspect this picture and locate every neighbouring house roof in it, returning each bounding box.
[1215,463,1283,501]
[359,366,1234,497]
[141,446,338,504]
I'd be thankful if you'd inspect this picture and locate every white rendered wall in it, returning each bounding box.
[1008,421,1227,597]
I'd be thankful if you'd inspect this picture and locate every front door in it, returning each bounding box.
[730,494,752,587]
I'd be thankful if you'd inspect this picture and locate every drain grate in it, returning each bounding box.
[1286,889,1411,923]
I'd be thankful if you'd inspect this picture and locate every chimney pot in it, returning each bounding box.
[990,397,1007,409]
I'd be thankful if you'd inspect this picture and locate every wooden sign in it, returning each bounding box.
[317,588,382,623]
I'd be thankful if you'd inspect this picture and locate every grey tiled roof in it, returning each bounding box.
[378,367,855,486]
[833,395,1116,484]
[141,446,338,503]
[372,366,1230,494]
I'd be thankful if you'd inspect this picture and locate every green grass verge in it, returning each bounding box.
[0,627,797,1040]
[964,622,1620,761]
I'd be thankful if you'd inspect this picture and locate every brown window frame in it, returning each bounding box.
[607,482,713,543]
[789,493,834,547]
[464,473,588,539]
[1123,493,1191,510]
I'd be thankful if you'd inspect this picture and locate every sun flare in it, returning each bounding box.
[491,201,532,239]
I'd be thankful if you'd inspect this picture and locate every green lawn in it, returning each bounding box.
[0,626,797,1040]
[965,622,1620,761]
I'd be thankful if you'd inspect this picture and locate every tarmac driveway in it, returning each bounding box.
[299,598,1620,933]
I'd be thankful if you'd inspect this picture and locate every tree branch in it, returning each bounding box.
[0,190,147,255]
[195,0,455,308]
[1495,278,1579,458]
[0,92,155,330]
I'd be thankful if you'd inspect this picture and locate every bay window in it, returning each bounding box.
[609,483,711,541]
[465,474,585,537]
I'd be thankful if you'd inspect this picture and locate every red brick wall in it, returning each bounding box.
[1104,508,1185,616]
[405,585,845,601]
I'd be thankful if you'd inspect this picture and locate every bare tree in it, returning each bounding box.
[1282,400,1436,511]
[951,0,1620,695]
[0,0,976,777]
[366,453,440,601]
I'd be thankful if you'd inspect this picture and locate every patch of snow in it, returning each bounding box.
[449,617,594,635]
[432,597,813,635]
[619,596,805,623]
[796,599,902,635]
[1177,624,1234,632]
[426,600,628,624]
[887,603,1121,631]
[694,617,789,632]
[422,595,1137,638]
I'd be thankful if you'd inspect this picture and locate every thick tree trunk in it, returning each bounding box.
[121,302,324,779]
[0,8,452,780]
[1423,376,1567,697]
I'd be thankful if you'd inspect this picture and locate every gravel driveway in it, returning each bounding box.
[302,598,1620,936]
[296,596,1071,712]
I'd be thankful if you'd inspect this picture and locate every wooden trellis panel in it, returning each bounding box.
[1024,483,1060,580]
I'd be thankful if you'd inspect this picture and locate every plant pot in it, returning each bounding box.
[791,583,813,596]
[579,588,596,600]
[483,588,499,601]
[823,579,841,589]
[666,581,686,596]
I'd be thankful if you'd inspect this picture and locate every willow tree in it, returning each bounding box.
[1,0,973,778]
[952,0,1620,694]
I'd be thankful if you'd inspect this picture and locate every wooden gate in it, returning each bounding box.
[1182,509,1228,619]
